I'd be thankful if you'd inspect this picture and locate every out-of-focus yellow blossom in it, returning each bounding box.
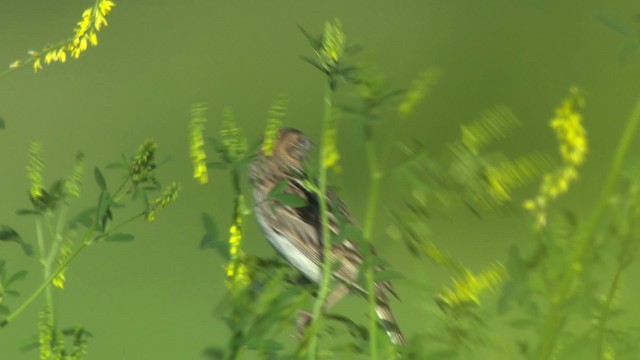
[15,0,116,73]
[146,182,181,222]
[220,108,247,161]
[262,97,288,157]
[189,103,208,184]
[524,88,587,230]
[322,126,341,172]
[27,140,44,201]
[318,19,345,68]
[398,68,441,118]
[485,153,550,202]
[65,152,85,198]
[439,263,505,308]
[52,239,74,289]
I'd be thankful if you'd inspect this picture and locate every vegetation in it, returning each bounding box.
[2,2,639,359]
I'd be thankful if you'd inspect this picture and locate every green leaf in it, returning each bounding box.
[15,209,41,216]
[95,191,112,232]
[5,290,20,297]
[0,225,20,242]
[272,193,307,208]
[267,181,308,208]
[297,24,322,50]
[594,12,632,37]
[69,207,96,229]
[0,118,5,129]
[0,305,9,315]
[267,180,288,198]
[106,162,127,169]
[94,167,107,191]
[199,213,229,259]
[104,233,135,242]
[6,270,27,287]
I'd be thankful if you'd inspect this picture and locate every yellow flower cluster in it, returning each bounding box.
[32,0,116,72]
[220,108,247,161]
[322,126,340,171]
[52,239,74,289]
[319,19,345,68]
[225,210,250,289]
[398,68,441,118]
[64,152,85,198]
[27,140,44,201]
[485,153,550,202]
[524,88,587,229]
[146,182,181,222]
[261,97,288,157]
[439,263,505,307]
[189,103,209,185]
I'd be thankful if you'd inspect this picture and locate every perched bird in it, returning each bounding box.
[249,127,406,346]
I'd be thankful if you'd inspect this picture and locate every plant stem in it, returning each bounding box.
[363,124,380,359]
[307,80,335,360]
[538,98,640,359]
[0,175,140,329]
[1,227,93,328]
[35,216,55,327]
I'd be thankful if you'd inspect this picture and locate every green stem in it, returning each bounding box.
[1,226,93,328]
[0,191,144,328]
[595,254,625,360]
[35,217,54,326]
[306,80,335,360]
[363,124,380,359]
[538,98,640,359]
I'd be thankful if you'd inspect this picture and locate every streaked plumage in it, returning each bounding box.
[249,128,406,346]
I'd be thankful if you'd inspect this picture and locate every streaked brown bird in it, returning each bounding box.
[249,127,406,346]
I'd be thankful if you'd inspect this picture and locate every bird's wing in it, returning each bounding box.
[264,177,398,299]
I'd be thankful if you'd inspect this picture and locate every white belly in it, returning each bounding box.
[255,207,321,283]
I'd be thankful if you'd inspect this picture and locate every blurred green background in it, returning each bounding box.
[1,0,639,359]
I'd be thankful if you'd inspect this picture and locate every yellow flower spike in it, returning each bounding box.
[146,182,181,221]
[27,140,45,200]
[524,88,587,229]
[53,239,74,289]
[225,213,250,289]
[320,19,345,67]
[262,96,288,157]
[439,263,505,308]
[16,0,116,72]
[188,103,209,184]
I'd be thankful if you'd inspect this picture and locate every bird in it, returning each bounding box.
[248,127,407,346]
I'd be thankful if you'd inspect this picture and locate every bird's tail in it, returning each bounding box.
[375,297,407,347]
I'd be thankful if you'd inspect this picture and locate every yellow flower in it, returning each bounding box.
[226,212,250,288]
[33,58,42,72]
[188,103,209,184]
[18,0,116,73]
[439,263,505,308]
[146,182,181,222]
[319,19,345,67]
[27,140,44,200]
[524,88,587,230]
[262,97,288,157]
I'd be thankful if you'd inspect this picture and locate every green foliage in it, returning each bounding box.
[0,138,179,359]
[195,22,640,360]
